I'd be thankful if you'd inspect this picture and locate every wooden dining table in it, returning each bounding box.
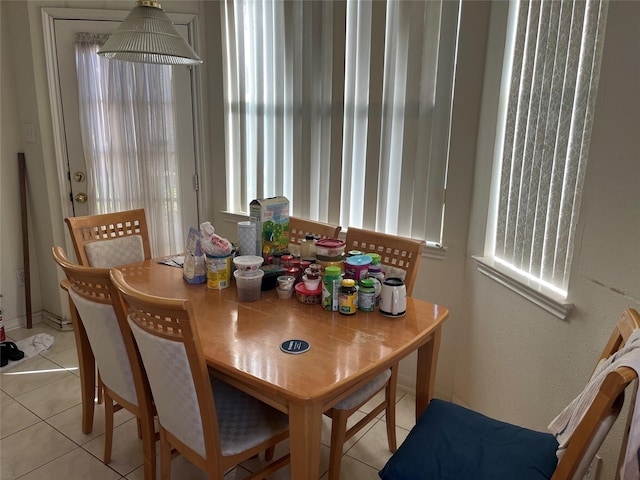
[117,258,449,479]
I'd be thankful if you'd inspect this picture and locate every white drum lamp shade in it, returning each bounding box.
[97,0,202,65]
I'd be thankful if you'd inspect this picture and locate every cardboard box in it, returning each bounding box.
[250,196,290,256]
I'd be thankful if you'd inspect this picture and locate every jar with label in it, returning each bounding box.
[338,278,357,315]
[366,252,381,266]
[281,254,294,268]
[367,264,385,305]
[322,266,342,312]
[358,278,376,312]
[344,254,372,282]
[300,235,316,261]
[299,236,310,262]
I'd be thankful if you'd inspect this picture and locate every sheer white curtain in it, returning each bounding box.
[492,0,607,292]
[221,0,459,244]
[74,33,183,256]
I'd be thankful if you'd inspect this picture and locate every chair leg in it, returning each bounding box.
[68,296,95,434]
[104,392,114,464]
[385,369,398,452]
[265,445,275,461]
[160,429,172,480]
[97,370,104,404]
[328,410,350,480]
[139,412,157,480]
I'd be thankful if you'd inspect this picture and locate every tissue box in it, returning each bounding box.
[250,196,289,256]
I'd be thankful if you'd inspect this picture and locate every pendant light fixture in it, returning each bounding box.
[97,0,202,65]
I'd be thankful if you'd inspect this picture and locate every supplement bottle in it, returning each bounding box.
[322,266,342,312]
[338,279,357,315]
[358,278,376,312]
[367,264,385,305]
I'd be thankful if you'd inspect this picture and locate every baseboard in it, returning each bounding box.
[451,393,468,407]
[4,311,44,332]
[397,371,451,401]
[42,310,74,331]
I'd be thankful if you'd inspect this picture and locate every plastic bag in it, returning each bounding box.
[183,227,206,284]
[199,222,233,257]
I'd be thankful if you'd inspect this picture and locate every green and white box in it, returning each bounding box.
[249,196,290,256]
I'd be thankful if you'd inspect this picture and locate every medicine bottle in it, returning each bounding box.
[338,279,357,315]
[367,264,385,305]
[322,266,342,312]
[358,278,376,312]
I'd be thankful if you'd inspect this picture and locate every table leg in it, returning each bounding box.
[415,326,442,420]
[68,294,95,434]
[288,401,323,479]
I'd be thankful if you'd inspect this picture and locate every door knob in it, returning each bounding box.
[75,192,88,203]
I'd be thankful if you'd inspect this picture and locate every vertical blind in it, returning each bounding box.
[221,0,459,243]
[74,33,183,256]
[493,0,607,293]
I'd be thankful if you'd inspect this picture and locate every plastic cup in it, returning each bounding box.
[276,287,294,299]
[234,270,264,302]
[277,275,295,290]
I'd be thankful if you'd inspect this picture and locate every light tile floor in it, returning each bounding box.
[1,323,417,479]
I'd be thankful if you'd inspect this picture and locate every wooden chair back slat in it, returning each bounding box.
[65,209,151,266]
[288,216,341,245]
[345,227,425,296]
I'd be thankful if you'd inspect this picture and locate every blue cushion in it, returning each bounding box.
[379,399,559,480]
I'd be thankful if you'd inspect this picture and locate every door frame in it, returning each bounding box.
[41,6,205,227]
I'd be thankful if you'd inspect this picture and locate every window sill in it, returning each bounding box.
[472,255,573,320]
[424,242,447,260]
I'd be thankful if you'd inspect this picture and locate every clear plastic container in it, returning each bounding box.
[276,287,294,299]
[315,238,346,258]
[234,269,264,302]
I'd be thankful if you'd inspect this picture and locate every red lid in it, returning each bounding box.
[315,238,346,248]
[295,282,322,295]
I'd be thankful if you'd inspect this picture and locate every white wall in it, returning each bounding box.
[1,1,44,331]
[1,0,206,329]
[460,3,640,478]
[2,1,638,477]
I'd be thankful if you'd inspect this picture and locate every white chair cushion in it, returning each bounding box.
[211,378,289,456]
[333,369,392,411]
[128,319,207,457]
[85,235,145,268]
[128,318,289,459]
[69,290,137,406]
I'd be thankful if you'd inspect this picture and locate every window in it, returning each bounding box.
[485,0,607,301]
[221,0,459,244]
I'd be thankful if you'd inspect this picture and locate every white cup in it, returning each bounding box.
[237,221,257,256]
[379,277,407,317]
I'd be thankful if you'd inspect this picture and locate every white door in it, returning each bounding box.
[49,15,199,244]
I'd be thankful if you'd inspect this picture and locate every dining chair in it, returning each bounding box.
[109,268,291,480]
[64,209,151,412]
[324,227,425,480]
[51,246,157,480]
[65,208,151,267]
[379,308,640,480]
[288,216,342,244]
